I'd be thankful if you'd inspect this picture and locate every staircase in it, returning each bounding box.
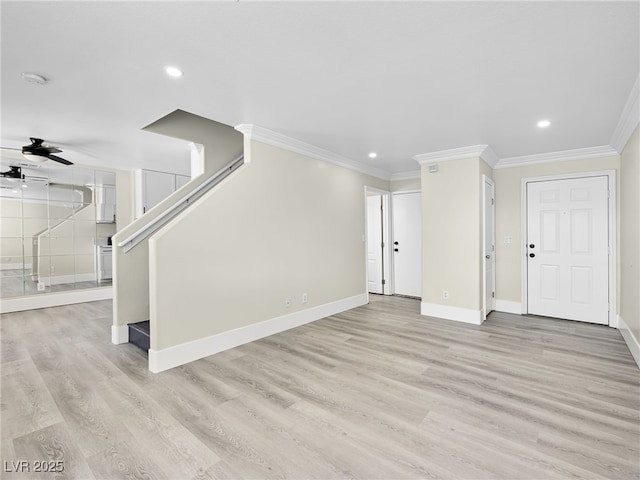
[128,321,150,351]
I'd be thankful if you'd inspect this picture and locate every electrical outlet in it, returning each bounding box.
[285,297,291,308]
[442,290,449,300]
[50,265,55,272]
[302,293,308,304]
[37,282,46,292]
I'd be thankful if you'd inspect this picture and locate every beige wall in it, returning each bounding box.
[143,109,243,175]
[421,157,489,312]
[112,114,243,327]
[391,177,421,192]
[493,154,620,305]
[148,139,388,350]
[116,170,135,232]
[620,126,640,341]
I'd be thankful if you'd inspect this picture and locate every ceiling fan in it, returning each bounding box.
[1,138,73,165]
[0,166,24,179]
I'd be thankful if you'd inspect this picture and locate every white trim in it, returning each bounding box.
[235,124,391,181]
[521,170,617,326]
[482,176,496,320]
[610,74,640,153]
[496,146,618,169]
[414,145,498,169]
[618,315,640,369]
[495,300,522,315]
[38,272,97,286]
[420,302,484,325]
[148,293,368,373]
[0,287,112,314]
[111,324,129,344]
[390,170,421,181]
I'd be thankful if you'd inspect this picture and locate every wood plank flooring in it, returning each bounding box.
[1,295,638,479]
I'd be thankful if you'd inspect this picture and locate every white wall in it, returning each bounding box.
[148,139,388,353]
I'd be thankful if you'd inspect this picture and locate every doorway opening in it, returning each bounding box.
[483,176,496,320]
[365,187,391,295]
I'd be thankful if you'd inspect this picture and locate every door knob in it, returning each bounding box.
[529,244,535,249]
[485,255,490,259]
[394,248,399,252]
[394,241,399,245]
[529,253,535,258]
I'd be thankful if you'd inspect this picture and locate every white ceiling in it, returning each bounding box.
[1,1,638,177]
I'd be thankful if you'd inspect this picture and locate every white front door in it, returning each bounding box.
[367,194,384,294]
[483,177,495,318]
[526,176,609,324]
[392,192,421,298]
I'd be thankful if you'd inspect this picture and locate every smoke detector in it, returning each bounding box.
[21,72,48,85]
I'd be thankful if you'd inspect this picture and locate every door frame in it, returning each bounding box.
[520,170,617,327]
[482,175,496,320]
[364,186,392,296]
[391,189,422,297]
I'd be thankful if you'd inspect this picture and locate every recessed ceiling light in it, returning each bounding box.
[537,119,551,128]
[165,66,183,78]
[368,152,377,159]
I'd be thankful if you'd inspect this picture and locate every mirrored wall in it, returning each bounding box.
[0,159,116,298]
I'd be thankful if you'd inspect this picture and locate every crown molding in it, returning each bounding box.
[610,74,640,153]
[235,124,391,181]
[390,170,421,181]
[413,145,498,169]
[494,145,618,169]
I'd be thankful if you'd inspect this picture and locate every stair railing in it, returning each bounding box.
[117,154,244,253]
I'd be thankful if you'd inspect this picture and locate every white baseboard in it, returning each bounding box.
[112,324,129,344]
[0,287,112,314]
[618,315,640,369]
[148,293,368,373]
[38,272,96,286]
[495,299,523,315]
[420,302,483,325]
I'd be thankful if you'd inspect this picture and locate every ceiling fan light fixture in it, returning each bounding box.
[22,153,48,163]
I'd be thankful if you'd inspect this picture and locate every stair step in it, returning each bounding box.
[129,321,150,352]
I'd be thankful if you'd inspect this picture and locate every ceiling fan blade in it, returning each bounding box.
[43,146,62,154]
[47,154,73,165]
[0,147,21,151]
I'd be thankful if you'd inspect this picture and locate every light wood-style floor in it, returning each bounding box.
[1,295,639,479]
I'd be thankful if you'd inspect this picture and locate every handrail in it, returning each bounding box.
[118,154,245,253]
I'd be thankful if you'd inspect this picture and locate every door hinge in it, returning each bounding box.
[492,292,495,298]
[492,245,495,252]
[381,242,385,248]
[491,198,494,205]
[382,279,386,285]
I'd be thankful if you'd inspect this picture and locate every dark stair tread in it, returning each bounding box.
[128,321,150,352]
[129,321,150,334]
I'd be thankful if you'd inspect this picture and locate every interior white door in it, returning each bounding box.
[527,176,609,324]
[367,195,384,294]
[483,178,495,317]
[392,192,421,298]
